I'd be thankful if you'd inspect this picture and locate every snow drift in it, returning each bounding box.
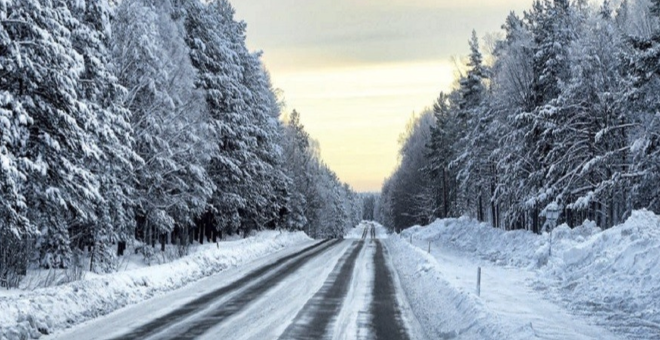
[396,210,660,339]
[386,235,514,339]
[0,231,311,340]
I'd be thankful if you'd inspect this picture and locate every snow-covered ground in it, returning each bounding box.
[43,224,416,340]
[53,240,354,340]
[6,215,656,340]
[0,230,312,340]
[387,210,660,340]
[0,233,273,297]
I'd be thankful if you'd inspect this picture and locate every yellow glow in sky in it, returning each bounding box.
[231,0,534,192]
[275,61,454,192]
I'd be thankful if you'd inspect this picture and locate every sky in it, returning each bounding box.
[231,0,534,192]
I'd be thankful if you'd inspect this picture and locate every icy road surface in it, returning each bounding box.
[46,224,419,340]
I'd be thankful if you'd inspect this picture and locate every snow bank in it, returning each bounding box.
[0,231,311,340]
[542,211,660,338]
[400,217,542,268]
[400,210,660,339]
[386,234,520,339]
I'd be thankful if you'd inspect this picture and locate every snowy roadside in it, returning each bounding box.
[396,210,660,340]
[395,231,616,339]
[386,233,512,339]
[0,231,312,340]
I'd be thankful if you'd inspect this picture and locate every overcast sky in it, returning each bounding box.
[232,0,534,192]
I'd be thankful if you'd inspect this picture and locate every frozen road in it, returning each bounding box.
[47,224,419,340]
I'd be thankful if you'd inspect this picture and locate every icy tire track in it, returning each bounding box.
[111,239,337,340]
[279,240,365,340]
[370,240,410,340]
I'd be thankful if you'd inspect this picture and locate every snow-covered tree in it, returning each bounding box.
[62,0,142,272]
[385,0,660,233]
[627,0,660,215]
[453,31,493,222]
[281,110,313,231]
[235,52,291,232]
[379,111,435,232]
[539,6,631,227]
[280,109,360,237]
[182,0,258,235]
[425,93,460,220]
[112,0,214,254]
[1,0,109,269]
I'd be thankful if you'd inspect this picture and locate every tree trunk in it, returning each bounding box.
[151,224,156,248]
[181,226,188,247]
[478,193,484,222]
[89,242,95,272]
[442,168,449,218]
[117,241,126,256]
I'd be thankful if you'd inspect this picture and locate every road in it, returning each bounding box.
[47,224,420,340]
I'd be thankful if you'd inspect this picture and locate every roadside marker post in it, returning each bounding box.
[428,241,430,253]
[477,267,482,297]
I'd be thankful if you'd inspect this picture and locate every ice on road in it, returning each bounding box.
[46,223,418,340]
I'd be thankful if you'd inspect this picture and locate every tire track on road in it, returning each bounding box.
[163,239,343,339]
[278,240,365,340]
[112,239,335,340]
[371,240,410,340]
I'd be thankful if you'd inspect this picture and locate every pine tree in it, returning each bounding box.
[626,0,660,215]
[538,5,631,228]
[0,5,33,271]
[234,50,290,232]
[651,0,660,16]
[489,10,536,229]
[66,0,141,272]
[454,31,492,222]
[282,110,311,232]
[426,93,459,219]
[384,111,435,231]
[1,0,109,268]
[183,0,259,235]
[0,88,32,285]
[112,0,214,254]
[503,0,575,232]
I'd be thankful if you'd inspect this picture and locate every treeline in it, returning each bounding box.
[0,0,359,287]
[379,0,660,233]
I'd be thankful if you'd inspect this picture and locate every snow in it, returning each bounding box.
[388,211,660,340]
[44,236,374,340]
[387,230,514,339]
[0,230,312,340]
[196,241,355,340]
[338,222,419,339]
[345,221,388,239]
[344,225,366,239]
[332,233,374,340]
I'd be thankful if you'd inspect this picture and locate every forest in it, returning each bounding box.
[0,0,361,288]
[378,0,660,233]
